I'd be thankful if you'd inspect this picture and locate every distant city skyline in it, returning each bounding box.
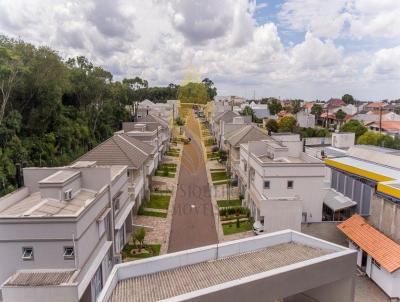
[1,0,399,100]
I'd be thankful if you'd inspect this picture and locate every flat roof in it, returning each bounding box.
[325,157,400,182]
[4,270,76,287]
[324,189,356,212]
[39,170,79,184]
[0,189,97,218]
[110,242,332,302]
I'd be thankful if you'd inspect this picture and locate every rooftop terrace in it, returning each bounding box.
[0,189,97,218]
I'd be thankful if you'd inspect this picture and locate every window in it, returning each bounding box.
[287,180,294,189]
[113,191,122,215]
[372,259,381,270]
[63,247,75,259]
[22,247,33,260]
[263,181,270,189]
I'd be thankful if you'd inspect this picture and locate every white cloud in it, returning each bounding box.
[0,0,399,100]
[365,46,400,78]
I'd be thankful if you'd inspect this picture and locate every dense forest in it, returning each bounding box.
[0,36,183,196]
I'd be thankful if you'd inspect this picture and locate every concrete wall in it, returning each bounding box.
[261,199,302,232]
[369,195,400,243]
[251,163,325,223]
[2,284,78,302]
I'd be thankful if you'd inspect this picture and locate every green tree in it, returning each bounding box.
[178,82,210,104]
[335,109,346,124]
[202,78,217,100]
[268,98,282,115]
[278,116,297,132]
[133,227,146,252]
[339,120,367,138]
[311,104,323,119]
[265,119,278,133]
[342,94,355,105]
[357,131,381,145]
[291,100,302,114]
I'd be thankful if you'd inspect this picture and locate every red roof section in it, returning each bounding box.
[366,102,386,108]
[338,215,400,273]
[327,98,345,108]
[303,102,314,110]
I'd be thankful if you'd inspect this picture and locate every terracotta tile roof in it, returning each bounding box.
[338,214,400,273]
[303,102,314,110]
[366,102,386,108]
[326,98,345,108]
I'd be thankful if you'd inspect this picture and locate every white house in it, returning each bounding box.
[0,163,131,302]
[237,133,326,233]
[339,215,400,300]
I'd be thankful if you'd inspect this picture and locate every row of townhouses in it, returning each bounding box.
[0,113,171,302]
[209,106,400,300]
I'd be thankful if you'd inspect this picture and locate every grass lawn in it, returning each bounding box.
[217,199,241,208]
[222,220,252,235]
[166,151,179,157]
[122,244,161,260]
[145,194,171,209]
[159,163,177,170]
[211,171,228,182]
[155,170,175,178]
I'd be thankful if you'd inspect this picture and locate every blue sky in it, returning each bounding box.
[0,0,399,100]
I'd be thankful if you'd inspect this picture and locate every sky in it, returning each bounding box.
[0,0,400,101]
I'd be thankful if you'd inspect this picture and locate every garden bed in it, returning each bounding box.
[222,220,252,235]
[122,244,161,260]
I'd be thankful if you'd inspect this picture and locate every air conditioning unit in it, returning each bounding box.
[64,189,73,201]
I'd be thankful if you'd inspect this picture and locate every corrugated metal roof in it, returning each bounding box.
[110,242,331,302]
[5,270,76,286]
[338,215,400,273]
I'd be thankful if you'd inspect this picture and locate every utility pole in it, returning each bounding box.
[379,106,382,135]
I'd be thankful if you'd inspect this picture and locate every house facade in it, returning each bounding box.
[0,163,130,302]
[237,134,326,233]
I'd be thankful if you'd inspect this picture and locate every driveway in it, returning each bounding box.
[168,109,218,252]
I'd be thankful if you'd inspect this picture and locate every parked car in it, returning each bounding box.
[253,221,264,235]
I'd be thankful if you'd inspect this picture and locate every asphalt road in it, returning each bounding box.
[168,110,218,252]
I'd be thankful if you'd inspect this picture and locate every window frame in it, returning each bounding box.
[63,246,75,260]
[287,180,294,189]
[22,247,34,261]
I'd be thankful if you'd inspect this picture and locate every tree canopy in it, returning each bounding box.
[278,116,297,133]
[268,98,282,115]
[342,94,355,105]
[0,35,190,196]
[339,120,367,138]
[177,82,210,104]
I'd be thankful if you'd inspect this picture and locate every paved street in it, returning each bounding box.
[168,109,218,252]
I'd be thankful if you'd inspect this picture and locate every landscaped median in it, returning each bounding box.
[155,163,177,178]
[217,200,253,236]
[138,193,171,218]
